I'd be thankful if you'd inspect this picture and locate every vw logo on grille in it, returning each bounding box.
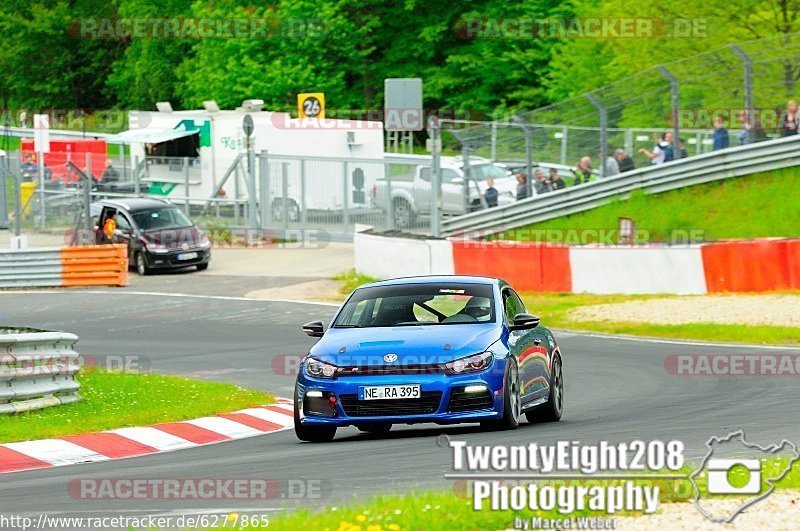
[383,353,398,363]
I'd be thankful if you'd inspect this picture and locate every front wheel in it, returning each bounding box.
[294,399,336,442]
[526,355,563,423]
[135,252,150,276]
[196,263,209,271]
[483,358,520,431]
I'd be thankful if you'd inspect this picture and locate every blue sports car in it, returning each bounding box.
[294,275,564,442]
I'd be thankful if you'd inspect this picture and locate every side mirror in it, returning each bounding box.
[510,313,540,331]
[302,320,325,337]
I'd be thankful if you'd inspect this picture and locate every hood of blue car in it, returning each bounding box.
[308,323,500,366]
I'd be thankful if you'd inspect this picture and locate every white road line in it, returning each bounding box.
[236,408,295,427]
[6,290,798,349]
[108,427,196,451]
[556,329,800,351]
[3,440,109,466]
[185,417,265,438]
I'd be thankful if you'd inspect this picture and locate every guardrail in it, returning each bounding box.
[0,327,82,414]
[0,244,128,288]
[441,134,800,236]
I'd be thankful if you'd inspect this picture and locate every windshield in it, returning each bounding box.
[334,282,496,328]
[468,164,507,181]
[132,207,193,231]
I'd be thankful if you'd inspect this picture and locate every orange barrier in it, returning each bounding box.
[452,241,571,292]
[701,239,798,292]
[59,244,128,287]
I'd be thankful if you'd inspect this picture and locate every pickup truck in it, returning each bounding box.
[371,156,517,229]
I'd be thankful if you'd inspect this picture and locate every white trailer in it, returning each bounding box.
[114,103,385,214]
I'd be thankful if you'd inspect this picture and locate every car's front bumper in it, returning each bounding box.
[144,248,211,269]
[295,363,507,427]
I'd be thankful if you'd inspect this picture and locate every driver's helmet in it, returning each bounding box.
[461,296,492,319]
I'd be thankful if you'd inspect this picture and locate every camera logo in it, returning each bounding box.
[690,430,799,523]
[706,458,761,494]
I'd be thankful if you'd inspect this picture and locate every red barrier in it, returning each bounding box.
[701,239,798,292]
[451,241,571,292]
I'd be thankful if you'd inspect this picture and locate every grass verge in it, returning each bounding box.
[333,270,378,296]
[518,292,800,345]
[264,457,799,530]
[0,367,273,443]
[499,167,800,242]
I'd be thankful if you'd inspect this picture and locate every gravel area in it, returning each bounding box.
[570,294,800,328]
[617,491,800,530]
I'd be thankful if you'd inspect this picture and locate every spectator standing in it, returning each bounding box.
[713,116,729,150]
[780,100,799,137]
[515,172,529,200]
[571,157,594,185]
[614,149,635,172]
[101,159,120,182]
[738,112,768,144]
[548,168,566,190]
[603,152,620,176]
[533,169,552,194]
[639,132,673,164]
[679,139,688,159]
[484,177,498,207]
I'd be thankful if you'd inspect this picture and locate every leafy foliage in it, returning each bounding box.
[1,0,799,117]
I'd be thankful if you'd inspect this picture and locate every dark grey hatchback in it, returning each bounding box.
[93,198,211,275]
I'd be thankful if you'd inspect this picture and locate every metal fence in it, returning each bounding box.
[440,133,800,237]
[0,327,82,414]
[426,32,800,236]
[1,150,440,241]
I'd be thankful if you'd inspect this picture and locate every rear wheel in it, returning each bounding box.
[393,199,413,230]
[357,423,392,435]
[293,397,337,442]
[526,355,563,423]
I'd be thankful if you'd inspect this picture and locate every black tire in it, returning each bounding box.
[357,423,392,435]
[526,355,563,423]
[196,263,209,271]
[293,398,337,442]
[393,199,413,230]
[135,252,150,276]
[483,358,521,431]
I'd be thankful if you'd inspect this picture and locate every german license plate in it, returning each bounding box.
[177,252,198,260]
[358,384,420,400]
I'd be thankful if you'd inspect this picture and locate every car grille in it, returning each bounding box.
[336,364,445,376]
[338,392,442,416]
[447,388,494,413]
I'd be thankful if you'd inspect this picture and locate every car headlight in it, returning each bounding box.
[305,357,338,379]
[198,233,211,249]
[445,351,493,375]
[146,242,170,254]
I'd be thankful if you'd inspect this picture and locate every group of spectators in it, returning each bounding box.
[713,99,800,148]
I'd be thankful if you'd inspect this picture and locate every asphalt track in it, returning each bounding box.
[1,286,799,522]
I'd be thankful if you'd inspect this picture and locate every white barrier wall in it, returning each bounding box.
[569,246,708,295]
[354,232,454,279]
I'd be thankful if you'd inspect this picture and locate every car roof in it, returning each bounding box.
[360,275,500,289]
[95,197,172,212]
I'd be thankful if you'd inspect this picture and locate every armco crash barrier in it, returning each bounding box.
[355,230,800,295]
[0,244,127,288]
[0,327,82,414]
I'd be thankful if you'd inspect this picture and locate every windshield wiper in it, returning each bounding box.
[333,324,364,328]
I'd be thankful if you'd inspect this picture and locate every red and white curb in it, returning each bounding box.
[0,398,294,474]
